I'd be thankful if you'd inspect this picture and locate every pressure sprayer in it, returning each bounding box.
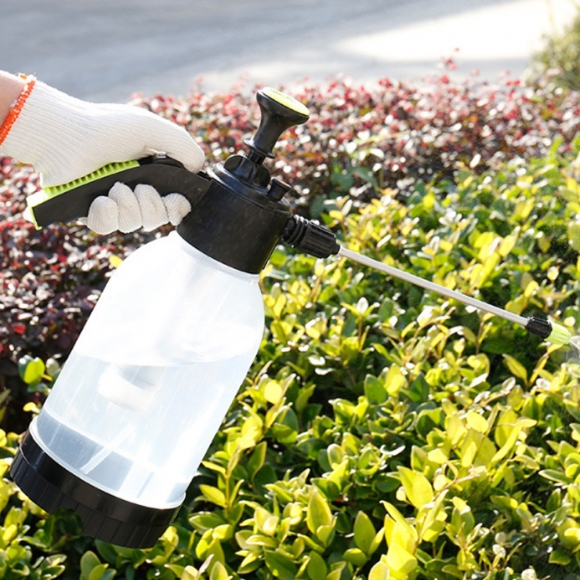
[11,88,573,549]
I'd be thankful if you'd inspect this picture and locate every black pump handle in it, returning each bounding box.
[244,87,310,163]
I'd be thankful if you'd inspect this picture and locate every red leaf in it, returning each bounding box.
[12,323,26,335]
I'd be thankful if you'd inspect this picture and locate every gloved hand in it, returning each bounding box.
[0,76,204,234]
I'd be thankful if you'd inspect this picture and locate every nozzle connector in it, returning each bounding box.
[525,317,552,339]
[282,216,339,258]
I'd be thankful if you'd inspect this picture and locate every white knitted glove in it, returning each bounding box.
[85,183,193,234]
[0,77,204,234]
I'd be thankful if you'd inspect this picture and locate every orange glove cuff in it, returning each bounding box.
[0,76,36,146]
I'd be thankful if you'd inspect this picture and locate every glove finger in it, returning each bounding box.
[87,196,119,235]
[109,182,142,233]
[134,183,169,231]
[138,115,205,173]
[163,193,192,226]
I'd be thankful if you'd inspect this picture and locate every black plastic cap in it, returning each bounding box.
[11,432,179,549]
[177,164,292,274]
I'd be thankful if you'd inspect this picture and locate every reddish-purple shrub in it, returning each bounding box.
[2,71,580,372]
[135,71,580,209]
[0,159,165,364]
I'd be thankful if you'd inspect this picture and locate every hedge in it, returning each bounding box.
[1,74,580,579]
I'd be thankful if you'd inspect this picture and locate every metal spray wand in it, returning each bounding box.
[283,217,572,347]
[338,246,571,346]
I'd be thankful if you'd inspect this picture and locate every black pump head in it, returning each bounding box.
[177,88,312,273]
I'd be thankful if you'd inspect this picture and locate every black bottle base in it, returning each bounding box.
[10,431,180,549]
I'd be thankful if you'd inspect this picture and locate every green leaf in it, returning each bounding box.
[386,544,418,575]
[325,569,343,580]
[199,538,226,571]
[264,551,298,580]
[491,423,523,465]
[181,566,200,580]
[89,564,112,580]
[383,502,417,539]
[465,411,488,433]
[368,561,390,580]
[246,534,277,549]
[327,443,343,468]
[20,356,45,385]
[237,553,261,575]
[307,551,327,580]
[540,469,572,485]
[353,511,377,554]
[213,524,233,541]
[364,375,388,404]
[494,409,518,447]
[189,512,227,532]
[549,548,572,565]
[100,570,116,580]
[81,552,101,580]
[95,541,118,565]
[255,507,279,537]
[317,524,335,547]
[247,442,267,481]
[368,527,385,556]
[199,485,226,508]
[264,380,284,404]
[210,561,230,580]
[568,222,580,252]
[418,490,448,542]
[327,459,349,491]
[385,365,406,396]
[306,489,333,535]
[503,354,528,383]
[166,565,185,578]
[341,336,361,363]
[450,497,475,537]
[343,548,368,566]
[398,467,434,508]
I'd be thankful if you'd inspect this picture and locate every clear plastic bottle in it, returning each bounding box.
[30,231,264,509]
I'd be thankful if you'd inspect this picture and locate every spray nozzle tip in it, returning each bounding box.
[547,322,572,346]
[526,317,572,346]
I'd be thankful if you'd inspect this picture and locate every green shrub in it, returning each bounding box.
[531,7,580,90]
[3,138,580,579]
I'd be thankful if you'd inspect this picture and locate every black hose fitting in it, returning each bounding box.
[282,215,340,258]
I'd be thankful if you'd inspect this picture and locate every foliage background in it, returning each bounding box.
[2,49,580,580]
[531,6,580,91]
